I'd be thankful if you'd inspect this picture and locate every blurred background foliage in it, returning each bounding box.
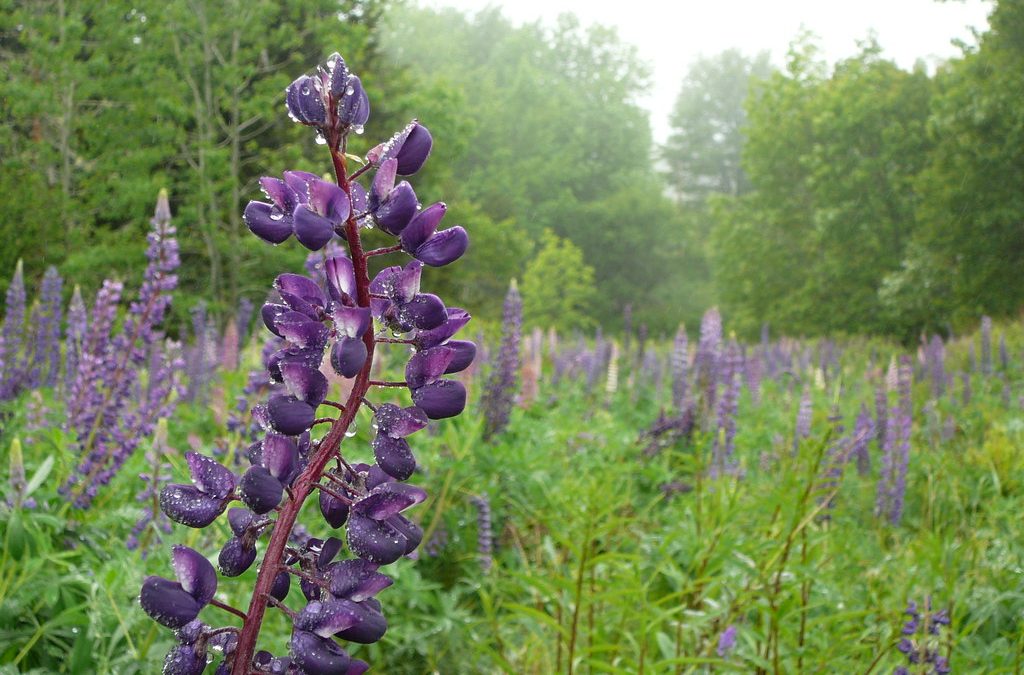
[1,0,1021,340]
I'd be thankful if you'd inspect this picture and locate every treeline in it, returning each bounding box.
[2,0,1020,340]
[675,1,1024,341]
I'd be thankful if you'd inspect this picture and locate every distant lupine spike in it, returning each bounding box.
[235,297,254,346]
[63,285,88,391]
[482,281,521,439]
[711,340,742,476]
[999,333,1009,371]
[793,387,812,452]
[62,189,181,508]
[145,54,473,675]
[895,598,951,675]
[0,260,27,401]
[961,371,971,406]
[695,307,723,425]
[28,266,63,387]
[671,324,689,414]
[876,357,912,525]
[926,335,946,398]
[423,523,448,557]
[471,494,493,572]
[980,315,992,375]
[874,383,888,450]
[818,408,849,513]
[849,404,875,476]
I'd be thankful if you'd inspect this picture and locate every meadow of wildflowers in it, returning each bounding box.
[1,51,1023,675]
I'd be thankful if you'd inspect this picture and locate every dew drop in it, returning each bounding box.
[352,124,365,135]
[315,133,327,145]
[345,85,355,96]
[301,85,310,96]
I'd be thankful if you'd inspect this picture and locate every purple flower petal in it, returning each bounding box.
[332,306,371,339]
[325,256,355,303]
[330,337,367,379]
[289,629,351,674]
[172,545,217,605]
[374,181,419,236]
[261,303,291,336]
[444,340,477,374]
[283,170,318,201]
[411,379,467,419]
[336,600,387,644]
[346,659,370,675]
[373,435,417,481]
[308,179,350,223]
[345,513,407,565]
[285,75,326,126]
[338,75,370,127]
[415,308,471,349]
[244,201,293,244]
[218,537,257,577]
[370,158,398,210]
[400,202,446,253]
[319,488,350,529]
[275,273,327,309]
[239,466,284,514]
[268,395,315,436]
[398,293,447,330]
[405,346,455,389]
[388,513,424,555]
[280,361,328,407]
[414,226,468,267]
[395,122,432,175]
[260,176,299,213]
[163,644,206,675]
[140,576,202,629]
[319,537,344,569]
[271,571,291,601]
[261,432,299,482]
[375,403,429,438]
[160,484,226,528]
[275,317,329,350]
[326,559,393,601]
[354,482,427,520]
[296,600,363,638]
[186,452,235,500]
[293,206,336,251]
[227,507,257,537]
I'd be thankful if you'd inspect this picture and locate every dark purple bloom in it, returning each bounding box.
[139,546,217,629]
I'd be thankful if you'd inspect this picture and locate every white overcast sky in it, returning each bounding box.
[417,0,993,142]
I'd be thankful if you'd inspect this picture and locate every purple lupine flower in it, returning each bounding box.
[481,282,522,439]
[471,494,493,573]
[849,404,875,476]
[896,598,951,674]
[818,408,849,513]
[63,285,87,391]
[62,190,180,508]
[423,523,448,558]
[146,53,473,674]
[27,266,63,388]
[0,260,27,401]
[184,302,216,403]
[876,357,912,525]
[874,383,888,450]
[671,324,689,414]
[980,315,992,375]
[925,335,946,399]
[711,340,742,476]
[716,624,738,658]
[694,307,722,424]
[999,333,1009,371]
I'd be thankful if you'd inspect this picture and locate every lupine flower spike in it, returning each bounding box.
[144,52,473,674]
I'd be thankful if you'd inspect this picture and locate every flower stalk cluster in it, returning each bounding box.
[141,52,473,674]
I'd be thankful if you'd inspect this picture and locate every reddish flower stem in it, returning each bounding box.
[230,141,376,675]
